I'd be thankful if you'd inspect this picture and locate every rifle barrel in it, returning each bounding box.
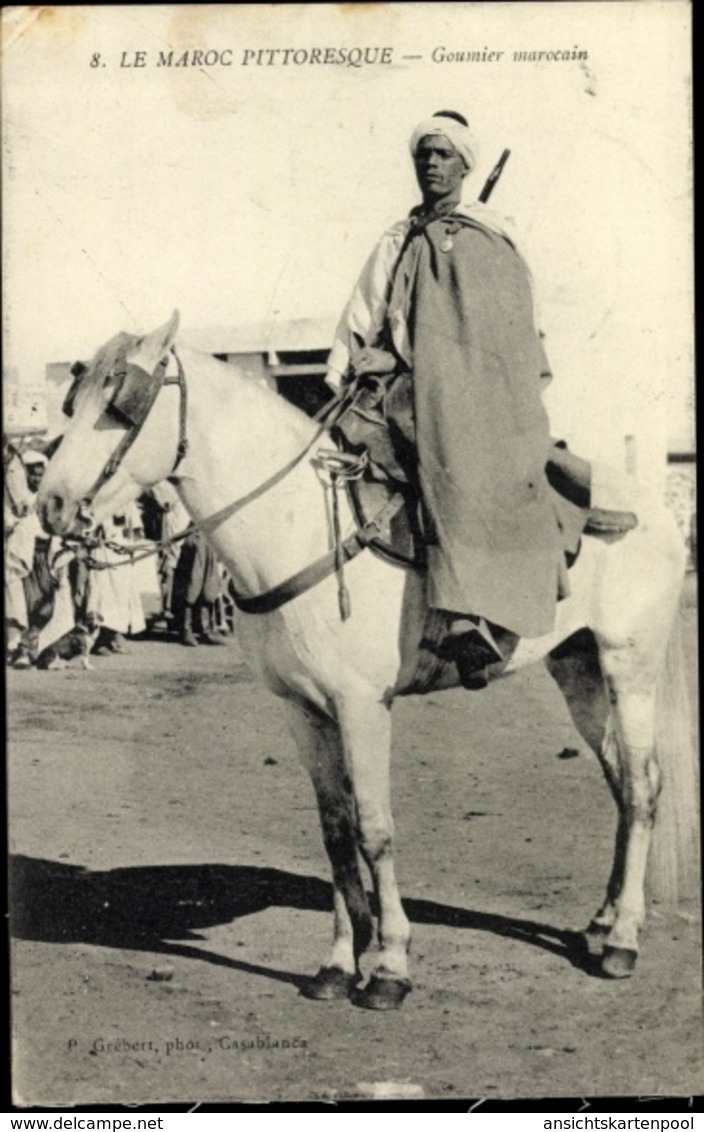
[478,148,511,203]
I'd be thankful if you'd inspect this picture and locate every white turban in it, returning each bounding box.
[409,115,478,172]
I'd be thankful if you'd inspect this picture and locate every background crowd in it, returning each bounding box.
[4,442,234,670]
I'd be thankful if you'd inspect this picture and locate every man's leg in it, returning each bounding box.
[200,602,228,645]
[181,603,198,646]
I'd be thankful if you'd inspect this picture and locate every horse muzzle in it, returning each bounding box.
[37,489,92,537]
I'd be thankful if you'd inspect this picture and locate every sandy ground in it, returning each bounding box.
[8,581,702,1107]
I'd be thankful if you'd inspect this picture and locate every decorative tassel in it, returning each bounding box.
[331,471,351,621]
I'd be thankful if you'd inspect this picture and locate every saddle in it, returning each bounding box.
[332,371,639,570]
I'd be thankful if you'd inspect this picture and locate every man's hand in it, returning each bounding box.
[350,345,397,379]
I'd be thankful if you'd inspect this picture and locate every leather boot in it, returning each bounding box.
[438,616,505,690]
[181,605,198,647]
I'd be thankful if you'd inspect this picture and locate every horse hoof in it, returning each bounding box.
[583,921,612,958]
[352,975,413,1011]
[300,966,361,1001]
[601,945,638,979]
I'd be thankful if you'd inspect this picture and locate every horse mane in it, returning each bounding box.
[86,331,138,373]
[75,328,323,447]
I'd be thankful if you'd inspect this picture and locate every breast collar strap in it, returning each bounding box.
[81,347,188,510]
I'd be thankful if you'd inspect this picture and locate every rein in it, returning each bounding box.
[70,358,407,618]
[76,386,354,567]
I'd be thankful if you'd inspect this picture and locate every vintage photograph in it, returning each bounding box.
[4,2,698,1108]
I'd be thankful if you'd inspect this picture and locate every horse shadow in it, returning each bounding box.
[9,854,601,987]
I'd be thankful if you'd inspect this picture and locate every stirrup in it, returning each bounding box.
[438,618,504,686]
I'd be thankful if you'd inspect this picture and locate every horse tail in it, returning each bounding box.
[647,603,700,905]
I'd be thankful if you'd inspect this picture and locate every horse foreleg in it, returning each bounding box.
[281,699,373,1000]
[336,696,412,1010]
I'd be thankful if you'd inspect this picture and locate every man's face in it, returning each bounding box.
[414,134,466,203]
[25,463,45,493]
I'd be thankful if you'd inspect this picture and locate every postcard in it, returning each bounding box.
[4,2,698,1108]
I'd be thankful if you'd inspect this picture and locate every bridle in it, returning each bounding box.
[62,346,410,620]
[64,348,189,512]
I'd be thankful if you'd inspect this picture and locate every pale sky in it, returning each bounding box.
[2,2,694,462]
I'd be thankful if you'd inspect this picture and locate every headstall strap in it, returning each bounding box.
[81,348,187,510]
[163,348,189,471]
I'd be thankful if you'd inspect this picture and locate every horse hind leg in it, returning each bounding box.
[282,699,373,1001]
[596,642,663,978]
[545,630,631,968]
[592,555,688,978]
[548,626,667,979]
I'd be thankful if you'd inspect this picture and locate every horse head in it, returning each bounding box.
[38,312,182,536]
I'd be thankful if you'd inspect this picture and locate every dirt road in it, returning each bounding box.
[8,586,702,1105]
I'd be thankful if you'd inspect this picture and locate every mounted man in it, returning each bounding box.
[327,110,578,687]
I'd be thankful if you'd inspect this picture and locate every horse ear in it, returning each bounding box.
[64,364,87,417]
[129,310,180,369]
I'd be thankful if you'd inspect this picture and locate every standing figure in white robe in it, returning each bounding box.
[89,503,147,653]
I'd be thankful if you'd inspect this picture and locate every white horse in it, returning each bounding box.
[37,312,698,1010]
